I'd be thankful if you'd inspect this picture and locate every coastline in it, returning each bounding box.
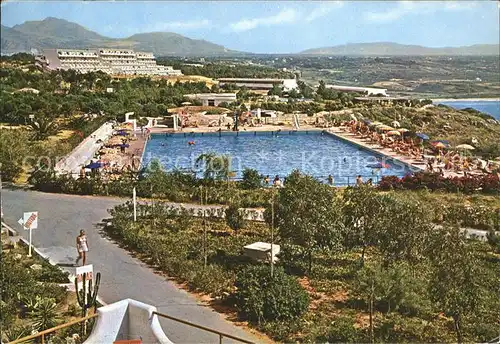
[431,98,500,102]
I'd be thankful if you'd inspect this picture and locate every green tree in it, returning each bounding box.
[342,185,385,266]
[268,84,283,97]
[428,226,480,343]
[376,195,433,266]
[225,202,246,233]
[241,168,262,189]
[136,117,148,129]
[266,170,343,274]
[195,153,232,182]
[0,129,31,181]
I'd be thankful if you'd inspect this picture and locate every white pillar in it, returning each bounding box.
[173,114,178,131]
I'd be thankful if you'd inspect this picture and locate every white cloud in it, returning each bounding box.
[230,8,298,32]
[147,19,212,32]
[305,2,344,22]
[363,1,478,23]
[443,1,477,11]
[363,1,416,23]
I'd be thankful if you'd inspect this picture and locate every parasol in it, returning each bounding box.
[416,133,430,140]
[387,130,401,136]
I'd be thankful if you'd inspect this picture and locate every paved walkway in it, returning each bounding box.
[55,122,115,176]
[1,189,265,344]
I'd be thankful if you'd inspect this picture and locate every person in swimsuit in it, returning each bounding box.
[76,230,89,266]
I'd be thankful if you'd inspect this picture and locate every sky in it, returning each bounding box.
[1,1,499,54]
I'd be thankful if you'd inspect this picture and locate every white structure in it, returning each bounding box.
[325,85,388,97]
[244,242,280,263]
[85,299,172,344]
[184,93,237,106]
[218,78,298,91]
[250,109,278,118]
[39,48,182,76]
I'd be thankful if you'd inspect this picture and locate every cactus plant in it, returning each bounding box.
[74,271,101,335]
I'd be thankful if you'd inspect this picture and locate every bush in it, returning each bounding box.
[232,265,310,323]
[240,168,262,190]
[225,203,246,232]
[318,315,365,343]
[379,172,500,195]
[486,229,500,253]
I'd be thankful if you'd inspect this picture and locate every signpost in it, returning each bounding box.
[18,211,38,257]
[133,187,137,222]
[76,264,94,293]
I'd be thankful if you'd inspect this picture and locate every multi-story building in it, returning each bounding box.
[217,78,298,92]
[37,48,182,76]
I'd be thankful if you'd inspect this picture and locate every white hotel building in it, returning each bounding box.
[37,48,182,76]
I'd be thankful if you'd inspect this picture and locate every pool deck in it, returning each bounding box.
[326,127,426,173]
[127,132,148,167]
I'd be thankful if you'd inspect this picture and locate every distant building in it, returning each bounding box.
[326,85,388,97]
[184,93,237,107]
[218,78,298,92]
[37,48,182,76]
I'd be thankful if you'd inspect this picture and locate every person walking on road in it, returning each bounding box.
[76,230,89,266]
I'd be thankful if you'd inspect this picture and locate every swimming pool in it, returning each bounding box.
[142,130,416,185]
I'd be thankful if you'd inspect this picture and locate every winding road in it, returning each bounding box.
[2,188,264,344]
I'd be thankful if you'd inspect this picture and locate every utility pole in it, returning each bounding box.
[270,195,274,278]
[204,187,208,269]
[0,168,3,326]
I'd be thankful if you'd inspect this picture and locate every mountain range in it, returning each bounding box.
[299,42,499,56]
[1,17,498,57]
[1,17,236,56]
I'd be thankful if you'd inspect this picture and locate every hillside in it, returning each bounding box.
[1,17,239,56]
[300,42,500,56]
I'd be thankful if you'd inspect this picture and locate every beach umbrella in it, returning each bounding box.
[379,126,394,131]
[416,133,430,140]
[85,162,102,169]
[431,140,450,148]
[387,130,401,136]
[397,128,410,133]
[391,120,401,128]
[456,144,475,150]
[369,122,384,127]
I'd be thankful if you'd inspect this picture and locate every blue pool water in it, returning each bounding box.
[142,131,416,185]
[438,100,500,120]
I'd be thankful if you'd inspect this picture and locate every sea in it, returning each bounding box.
[438,100,500,120]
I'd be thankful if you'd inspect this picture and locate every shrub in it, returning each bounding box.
[240,168,262,189]
[318,315,365,343]
[232,265,310,323]
[378,172,500,195]
[33,260,70,283]
[486,229,500,253]
[225,203,246,232]
[187,264,235,298]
